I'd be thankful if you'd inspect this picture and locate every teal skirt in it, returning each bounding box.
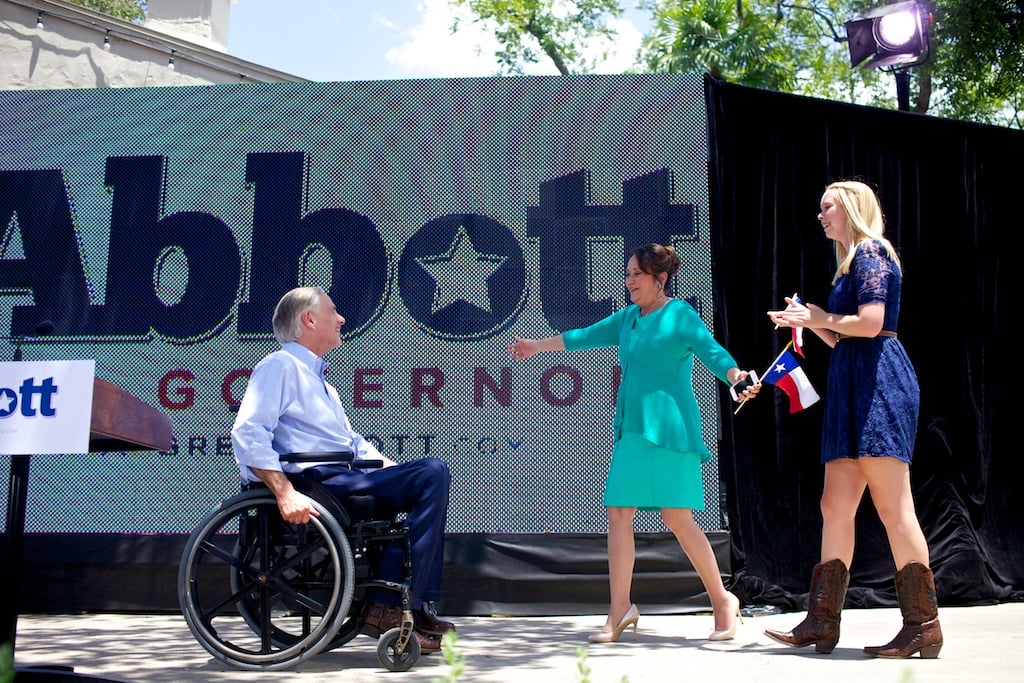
[603,431,706,510]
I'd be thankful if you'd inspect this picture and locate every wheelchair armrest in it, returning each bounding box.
[280,451,384,471]
[354,459,384,470]
[280,451,355,464]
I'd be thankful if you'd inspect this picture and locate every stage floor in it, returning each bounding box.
[11,601,1022,682]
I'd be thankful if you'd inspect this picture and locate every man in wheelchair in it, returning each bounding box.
[230,286,456,654]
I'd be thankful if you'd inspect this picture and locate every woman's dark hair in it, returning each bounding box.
[631,243,680,289]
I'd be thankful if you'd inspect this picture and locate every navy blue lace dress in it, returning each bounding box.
[821,240,919,464]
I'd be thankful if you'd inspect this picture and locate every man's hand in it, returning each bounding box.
[276,487,319,524]
[253,467,320,524]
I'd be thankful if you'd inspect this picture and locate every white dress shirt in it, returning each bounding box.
[231,341,384,483]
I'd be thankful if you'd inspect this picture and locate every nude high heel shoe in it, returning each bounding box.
[708,592,744,641]
[588,604,639,643]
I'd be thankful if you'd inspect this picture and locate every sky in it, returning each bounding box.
[225,0,648,82]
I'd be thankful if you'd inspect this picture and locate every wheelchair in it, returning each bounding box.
[177,451,424,672]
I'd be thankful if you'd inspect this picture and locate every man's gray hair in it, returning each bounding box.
[271,286,326,344]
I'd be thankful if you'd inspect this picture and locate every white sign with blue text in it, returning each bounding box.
[0,360,95,455]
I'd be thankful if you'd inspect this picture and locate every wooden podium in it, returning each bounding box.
[85,378,174,453]
[2,377,172,679]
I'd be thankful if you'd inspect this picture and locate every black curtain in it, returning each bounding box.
[705,75,1024,610]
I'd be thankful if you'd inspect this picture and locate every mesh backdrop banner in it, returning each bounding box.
[0,74,722,535]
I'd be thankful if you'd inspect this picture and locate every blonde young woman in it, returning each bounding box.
[765,180,942,658]
[509,243,760,644]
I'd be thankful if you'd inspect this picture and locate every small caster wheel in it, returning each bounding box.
[377,626,421,671]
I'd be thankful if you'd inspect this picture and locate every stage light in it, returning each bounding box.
[845,1,930,70]
[876,12,918,50]
[35,12,44,29]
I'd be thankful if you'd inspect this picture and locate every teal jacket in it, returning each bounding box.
[562,297,736,463]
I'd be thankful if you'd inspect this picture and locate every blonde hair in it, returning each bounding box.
[826,180,902,285]
[272,286,325,344]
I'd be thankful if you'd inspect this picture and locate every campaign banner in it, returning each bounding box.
[0,75,718,534]
[0,359,95,454]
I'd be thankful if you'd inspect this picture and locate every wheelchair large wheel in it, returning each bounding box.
[178,489,355,671]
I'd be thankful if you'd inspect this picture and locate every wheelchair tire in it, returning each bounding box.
[178,489,355,671]
[376,626,421,672]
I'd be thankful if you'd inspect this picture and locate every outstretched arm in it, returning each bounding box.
[508,334,565,361]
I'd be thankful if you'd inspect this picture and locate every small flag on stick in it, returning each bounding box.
[762,345,819,414]
[773,292,806,357]
[789,294,805,357]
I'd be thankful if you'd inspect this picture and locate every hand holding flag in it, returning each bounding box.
[772,293,806,357]
[789,295,805,357]
[772,292,798,329]
[740,296,820,414]
[768,293,808,358]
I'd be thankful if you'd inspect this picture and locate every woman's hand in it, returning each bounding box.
[729,369,762,403]
[508,336,537,361]
[767,296,823,328]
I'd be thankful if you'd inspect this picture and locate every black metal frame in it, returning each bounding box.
[177,457,421,672]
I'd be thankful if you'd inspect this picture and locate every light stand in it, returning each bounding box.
[845,1,932,111]
[894,68,911,112]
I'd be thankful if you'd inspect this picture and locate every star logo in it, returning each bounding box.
[0,387,16,417]
[415,224,507,315]
[398,213,526,341]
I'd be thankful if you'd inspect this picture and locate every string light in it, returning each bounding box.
[167,49,175,70]
[103,30,111,51]
[35,12,44,29]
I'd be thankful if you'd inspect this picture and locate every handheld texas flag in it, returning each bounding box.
[762,346,820,414]
[791,323,805,358]
[788,295,805,357]
[786,325,802,358]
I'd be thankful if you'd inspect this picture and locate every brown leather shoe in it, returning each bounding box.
[360,602,442,654]
[414,607,457,635]
[413,629,442,654]
[360,602,402,637]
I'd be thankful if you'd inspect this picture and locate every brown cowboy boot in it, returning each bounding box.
[864,561,943,659]
[414,602,457,635]
[764,558,850,654]
[359,602,403,638]
[360,602,442,653]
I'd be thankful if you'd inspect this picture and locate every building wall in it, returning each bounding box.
[146,0,237,51]
[0,0,300,90]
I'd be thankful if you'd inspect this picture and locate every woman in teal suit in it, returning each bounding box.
[509,243,760,643]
